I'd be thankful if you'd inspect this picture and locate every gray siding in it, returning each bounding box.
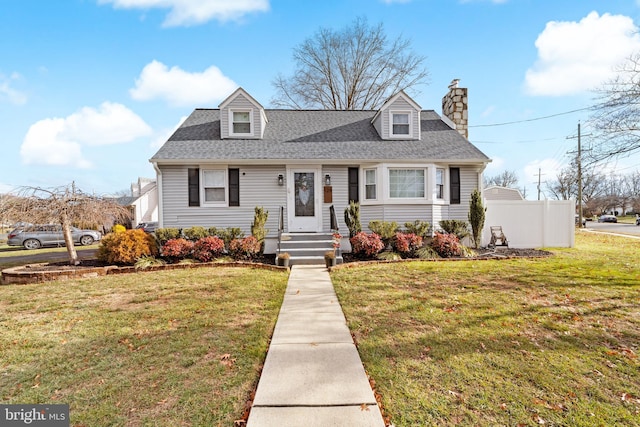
[220,93,263,139]
[448,166,480,220]
[160,165,286,237]
[360,205,434,232]
[381,97,420,139]
[321,166,349,231]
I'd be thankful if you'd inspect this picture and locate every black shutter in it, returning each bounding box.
[229,168,240,207]
[450,167,460,204]
[348,167,359,203]
[188,168,200,207]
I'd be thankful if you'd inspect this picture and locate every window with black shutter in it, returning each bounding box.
[348,167,359,203]
[188,168,200,207]
[229,168,240,206]
[450,167,460,204]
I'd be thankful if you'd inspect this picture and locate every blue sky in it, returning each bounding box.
[2,0,640,199]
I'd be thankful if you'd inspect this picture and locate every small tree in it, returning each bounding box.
[0,183,130,265]
[344,201,362,238]
[468,189,485,249]
[251,206,269,252]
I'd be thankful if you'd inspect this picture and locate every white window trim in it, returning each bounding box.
[436,168,445,200]
[201,167,228,206]
[389,110,413,138]
[229,109,253,137]
[363,167,378,202]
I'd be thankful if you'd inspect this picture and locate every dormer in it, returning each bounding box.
[371,91,421,140]
[219,87,268,139]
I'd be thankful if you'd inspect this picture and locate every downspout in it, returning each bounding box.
[152,162,163,228]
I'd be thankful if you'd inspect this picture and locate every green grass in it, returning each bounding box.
[332,231,640,426]
[0,267,288,426]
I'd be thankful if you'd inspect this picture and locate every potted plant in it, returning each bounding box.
[324,250,336,268]
[277,252,290,268]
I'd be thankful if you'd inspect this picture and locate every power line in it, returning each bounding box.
[470,107,590,128]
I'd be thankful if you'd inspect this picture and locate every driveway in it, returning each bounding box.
[583,221,640,237]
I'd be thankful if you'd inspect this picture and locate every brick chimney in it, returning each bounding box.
[441,79,468,139]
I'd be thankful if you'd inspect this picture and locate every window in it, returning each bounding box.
[232,111,251,134]
[188,168,200,207]
[450,168,460,204]
[203,170,226,203]
[365,169,377,200]
[389,169,425,198]
[436,168,445,199]
[391,112,410,136]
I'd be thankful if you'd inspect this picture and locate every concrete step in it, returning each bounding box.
[281,232,333,242]
[288,255,343,266]
[280,240,333,249]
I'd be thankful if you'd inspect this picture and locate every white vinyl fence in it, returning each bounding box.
[483,199,575,248]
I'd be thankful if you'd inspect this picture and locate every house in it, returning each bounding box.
[484,185,524,201]
[117,177,158,228]
[150,83,491,255]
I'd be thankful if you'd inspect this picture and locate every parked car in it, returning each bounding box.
[597,215,618,223]
[7,224,102,250]
[636,216,640,226]
[135,221,158,233]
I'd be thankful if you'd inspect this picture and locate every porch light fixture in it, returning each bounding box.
[277,174,284,186]
[325,174,331,186]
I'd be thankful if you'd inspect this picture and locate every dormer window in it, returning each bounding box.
[391,111,411,137]
[231,110,252,135]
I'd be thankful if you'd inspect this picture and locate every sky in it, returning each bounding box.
[2,0,640,199]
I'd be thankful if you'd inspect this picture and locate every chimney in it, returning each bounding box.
[441,79,468,139]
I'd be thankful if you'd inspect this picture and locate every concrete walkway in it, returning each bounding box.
[247,265,386,427]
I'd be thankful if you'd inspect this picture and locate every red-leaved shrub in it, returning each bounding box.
[431,232,462,257]
[392,232,423,257]
[162,238,194,262]
[349,232,384,259]
[192,236,225,262]
[229,236,261,260]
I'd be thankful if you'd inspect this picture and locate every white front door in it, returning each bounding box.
[287,167,322,232]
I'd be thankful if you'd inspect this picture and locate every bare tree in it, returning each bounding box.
[546,159,606,217]
[271,17,429,110]
[484,170,519,188]
[0,183,131,265]
[589,53,640,162]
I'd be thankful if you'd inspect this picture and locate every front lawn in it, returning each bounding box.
[0,267,288,426]
[332,231,640,426]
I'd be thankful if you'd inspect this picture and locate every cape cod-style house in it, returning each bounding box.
[150,83,491,260]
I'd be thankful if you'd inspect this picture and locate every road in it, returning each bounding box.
[0,248,98,267]
[582,221,640,237]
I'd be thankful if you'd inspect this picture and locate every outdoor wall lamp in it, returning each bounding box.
[325,174,331,186]
[277,174,284,186]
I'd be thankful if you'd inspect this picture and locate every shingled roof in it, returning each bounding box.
[150,109,490,163]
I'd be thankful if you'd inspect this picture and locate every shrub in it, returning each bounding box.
[161,238,194,262]
[468,189,486,249]
[217,227,244,249]
[368,220,398,245]
[404,220,430,239]
[392,232,423,258]
[155,228,181,245]
[112,224,126,234]
[344,201,362,238]
[251,207,269,252]
[135,255,166,270]
[97,229,158,265]
[439,219,470,241]
[431,232,462,258]
[229,236,261,260]
[183,226,208,241]
[350,232,384,260]
[192,236,225,262]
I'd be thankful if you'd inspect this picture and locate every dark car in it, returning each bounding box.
[7,224,102,250]
[597,215,618,223]
[636,216,640,226]
[136,222,158,233]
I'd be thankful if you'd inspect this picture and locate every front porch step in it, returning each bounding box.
[278,232,340,266]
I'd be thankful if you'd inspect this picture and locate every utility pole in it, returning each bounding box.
[567,123,592,228]
[534,168,545,200]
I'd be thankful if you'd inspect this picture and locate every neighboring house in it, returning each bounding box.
[150,84,491,254]
[117,177,158,228]
[484,186,524,201]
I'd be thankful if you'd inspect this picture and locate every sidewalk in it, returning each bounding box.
[247,265,385,427]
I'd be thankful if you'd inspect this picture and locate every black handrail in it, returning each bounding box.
[329,205,340,257]
[277,206,284,255]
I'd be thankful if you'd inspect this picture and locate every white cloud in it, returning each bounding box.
[21,102,152,168]
[525,11,640,96]
[0,72,27,105]
[130,60,237,106]
[99,0,269,27]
